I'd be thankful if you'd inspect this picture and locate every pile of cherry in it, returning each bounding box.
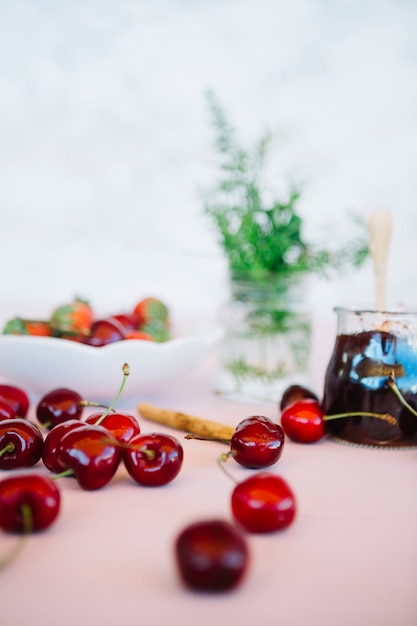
[0,376,326,591]
[0,377,184,535]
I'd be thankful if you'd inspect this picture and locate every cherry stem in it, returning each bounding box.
[127,444,155,460]
[184,434,231,444]
[0,442,15,458]
[79,400,115,411]
[387,374,417,418]
[216,452,239,485]
[323,411,398,427]
[51,468,74,480]
[99,436,156,460]
[93,363,130,426]
[0,503,32,571]
[323,372,417,428]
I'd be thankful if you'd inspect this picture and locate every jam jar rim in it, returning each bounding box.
[333,305,417,316]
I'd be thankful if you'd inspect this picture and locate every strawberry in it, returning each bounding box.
[125,330,154,341]
[2,318,52,336]
[139,320,170,342]
[133,297,169,326]
[49,297,93,338]
[133,297,170,341]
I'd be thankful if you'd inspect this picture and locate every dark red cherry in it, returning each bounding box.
[0,384,30,418]
[42,419,87,473]
[231,472,296,533]
[279,384,319,411]
[280,399,325,443]
[84,318,126,347]
[36,388,83,429]
[0,473,60,533]
[0,419,44,469]
[123,433,183,486]
[84,411,141,445]
[57,424,121,490]
[175,519,249,592]
[230,415,285,468]
[0,399,16,421]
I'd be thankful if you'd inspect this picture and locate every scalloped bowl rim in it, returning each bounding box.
[0,328,223,401]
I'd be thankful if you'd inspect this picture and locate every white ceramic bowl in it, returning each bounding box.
[0,329,222,402]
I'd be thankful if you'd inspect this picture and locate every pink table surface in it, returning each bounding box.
[1,354,416,626]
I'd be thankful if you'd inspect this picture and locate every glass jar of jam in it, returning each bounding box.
[322,307,417,448]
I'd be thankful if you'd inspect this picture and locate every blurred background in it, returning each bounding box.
[0,0,416,335]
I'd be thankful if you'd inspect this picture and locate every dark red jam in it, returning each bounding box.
[323,331,417,447]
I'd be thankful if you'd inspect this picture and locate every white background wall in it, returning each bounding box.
[0,0,416,333]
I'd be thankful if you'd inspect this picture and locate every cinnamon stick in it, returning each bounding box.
[137,403,235,441]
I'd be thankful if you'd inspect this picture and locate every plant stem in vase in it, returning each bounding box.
[214,279,311,402]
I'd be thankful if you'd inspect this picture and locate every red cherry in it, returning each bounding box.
[0,473,60,533]
[36,388,83,430]
[231,472,296,533]
[0,419,44,469]
[175,519,249,592]
[279,384,319,411]
[0,399,16,421]
[84,411,141,445]
[0,384,30,418]
[280,399,325,443]
[84,318,126,347]
[230,416,285,468]
[109,313,140,331]
[42,419,87,473]
[57,424,121,490]
[123,433,183,486]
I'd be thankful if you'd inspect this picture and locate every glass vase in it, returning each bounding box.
[214,278,311,402]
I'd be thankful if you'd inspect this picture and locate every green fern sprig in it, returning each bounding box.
[203,91,369,286]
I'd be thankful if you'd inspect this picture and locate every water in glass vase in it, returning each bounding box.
[214,280,311,402]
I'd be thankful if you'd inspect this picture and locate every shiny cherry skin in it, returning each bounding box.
[36,387,83,430]
[0,399,16,421]
[175,519,249,592]
[0,419,44,469]
[0,473,60,533]
[123,433,183,486]
[84,411,141,445]
[57,424,121,490]
[230,416,285,468]
[0,384,30,418]
[231,472,296,533]
[279,384,319,411]
[84,318,126,347]
[280,399,325,443]
[42,419,87,473]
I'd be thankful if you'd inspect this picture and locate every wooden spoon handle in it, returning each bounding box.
[367,210,392,311]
